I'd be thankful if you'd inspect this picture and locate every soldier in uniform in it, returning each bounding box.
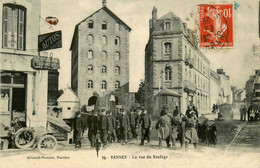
[129,108,137,141]
[72,111,84,149]
[119,109,130,145]
[171,113,182,150]
[87,110,99,148]
[184,114,199,151]
[107,111,114,144]
[139,109,152,145]
[98,109,109,149]
[156,109,172,149]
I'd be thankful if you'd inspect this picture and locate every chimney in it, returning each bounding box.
[102,0,106,7]
[152,7,157,20]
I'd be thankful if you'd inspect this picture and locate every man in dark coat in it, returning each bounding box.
[139,109,152,145]
[107,111,114,144]
[192,106,199,119]
[129,108,138,140]
[119,109,130,145]
[87,110,99,148]
[185,106,193,118]
[72,111,84,149]
[115,110,122,142]
[98,109,109,148]
[173,106,179,117]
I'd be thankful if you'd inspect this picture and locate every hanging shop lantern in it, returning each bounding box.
[46,16,59,25]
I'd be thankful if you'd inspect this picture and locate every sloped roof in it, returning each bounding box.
[159,11,179,20]
[57,88,79,102]
[156,88,181,97]
[70,6,131,50]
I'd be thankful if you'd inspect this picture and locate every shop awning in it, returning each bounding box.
[156,88,181,97]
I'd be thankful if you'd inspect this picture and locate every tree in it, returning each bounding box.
[135,81,145,106]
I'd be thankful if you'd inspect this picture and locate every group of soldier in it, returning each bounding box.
[72,105,213,151]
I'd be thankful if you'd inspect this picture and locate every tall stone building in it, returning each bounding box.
[0,0,49,128]
[145,8,210,116]
[70,0,131,110]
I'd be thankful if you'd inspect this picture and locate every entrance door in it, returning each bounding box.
[0,71,26,126]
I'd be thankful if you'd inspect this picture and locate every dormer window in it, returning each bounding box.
[164,21,171,30]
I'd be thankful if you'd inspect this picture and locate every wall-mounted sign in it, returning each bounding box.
[46,16,59,25]
[38,30,62,52]
[31,56,60,70]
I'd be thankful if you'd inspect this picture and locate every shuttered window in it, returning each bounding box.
[2,4,26,50]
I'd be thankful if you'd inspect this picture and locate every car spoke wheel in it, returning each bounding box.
[14,128,35,149]
[37,135,57,155]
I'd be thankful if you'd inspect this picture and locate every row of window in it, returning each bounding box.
[87,35,121,46]
[87,50,120,60]
[87,65,120,74]
[185,67,209,92]
[88,20,120,31]
[87,80,120,89]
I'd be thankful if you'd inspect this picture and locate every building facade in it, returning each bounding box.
[0,0,49,128]
[70,1,131,110]
[145,8,210,116]
[210,69,222,108]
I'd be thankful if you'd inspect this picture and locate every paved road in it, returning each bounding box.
[1,113,260,168]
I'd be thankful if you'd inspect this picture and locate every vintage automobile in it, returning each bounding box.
[0,116,57,154]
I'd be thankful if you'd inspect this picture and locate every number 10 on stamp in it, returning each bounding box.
[199,4,233,48]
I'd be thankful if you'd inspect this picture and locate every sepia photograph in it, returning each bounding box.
[0,0,259,168]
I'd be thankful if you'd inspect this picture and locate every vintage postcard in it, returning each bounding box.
[0,0,259,168]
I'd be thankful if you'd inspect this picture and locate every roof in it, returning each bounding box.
[70,6,131,50]
[57,88,79,102]
[156,88,181,97]
[159,11,179,20]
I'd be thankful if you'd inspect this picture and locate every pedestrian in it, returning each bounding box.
[185,106,193,118]
[115,109,122,142]
[139,109,152,145]
[72,111,84,149]
[107,111,114,144]
[135,109,142,140]
[156,109,172,149]
[239,105,243,121]
[119,109,130,145]
[192,106,199,119]
[173,106,179,117]
[242,106,247,121]
[98,109,109,149]
[184,114,199,151]
[171,113,182,150]
[129,108,138,141]
[178,116,187,148]
[87,110,99,148]
[205,120,217,146]
[248,105,252,121]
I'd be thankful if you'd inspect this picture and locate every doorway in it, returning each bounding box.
[0,71,26,126]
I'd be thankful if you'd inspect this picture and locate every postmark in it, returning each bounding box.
[199,4,233,48]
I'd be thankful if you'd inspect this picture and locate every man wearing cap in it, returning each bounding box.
[139,109,152,145]
[98,109,109,148]
[87,110,99,148]
[129,108,137,141]
[119,109,130,145]
[107,111,114,144]
[72,111,84,149]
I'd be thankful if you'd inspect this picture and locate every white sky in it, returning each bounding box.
[41,0,260,92]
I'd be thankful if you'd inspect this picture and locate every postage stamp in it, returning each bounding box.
[199,4,233,48]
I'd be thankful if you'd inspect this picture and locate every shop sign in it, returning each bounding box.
[31,56,60,70]
[38,31,62,52]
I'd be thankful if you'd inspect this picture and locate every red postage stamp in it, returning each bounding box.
[199,4,233,48]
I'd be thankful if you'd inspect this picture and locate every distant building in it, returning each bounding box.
[217,69,233,104]
[70,0,131,110]
[210,69,222,108]
[0,0,49,128]
[145,7,210,116]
